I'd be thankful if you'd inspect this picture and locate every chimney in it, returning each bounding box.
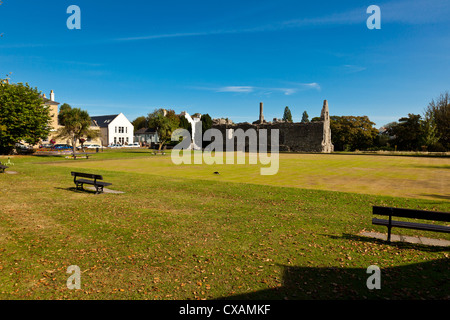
[259,102,264,124]
[50,90,55,101]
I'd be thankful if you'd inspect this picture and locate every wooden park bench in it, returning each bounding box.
[0,165,8,173]
[71,171,112,194]
[372,206,450,242]
[66,153,94,160]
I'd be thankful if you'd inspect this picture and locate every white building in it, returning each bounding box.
[90,113,134,146]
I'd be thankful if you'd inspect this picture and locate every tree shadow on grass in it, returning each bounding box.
[218,258,450,300]
[419,194,450,201]
[54,187,98,195]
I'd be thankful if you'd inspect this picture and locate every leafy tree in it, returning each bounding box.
[179,114,191,132]
[424,92,449,150]
[147,108,180,151]
[132,116,148,131]
[301,111,309,123]
[420,117,440,151]
[55,104,99,156]
[387,114,423,151]
[201,113,212,132]
[330,116,378,151]
[282,106,293,122]
[0,79,51,154]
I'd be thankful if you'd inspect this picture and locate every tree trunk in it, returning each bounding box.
[72,134,77,160]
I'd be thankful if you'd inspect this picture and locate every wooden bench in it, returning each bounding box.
[0,165,8,173]
[372,206,450,242]
[71,172,112,194]
[67,153,94,160]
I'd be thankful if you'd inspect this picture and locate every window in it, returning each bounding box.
[115,126,117,133]
[114,137,117,144]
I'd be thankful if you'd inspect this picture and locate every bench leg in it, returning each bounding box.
[75,182,84,191]
[387,213,392,243]
[95,185,104,194]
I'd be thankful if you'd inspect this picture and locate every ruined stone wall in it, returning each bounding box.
[212,121,327,152]
[210,100,334,153]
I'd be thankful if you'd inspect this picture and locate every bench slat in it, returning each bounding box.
[373,206,450,222]
[75,178,112,187]
[372,218,450,233]
[71,172,103,180]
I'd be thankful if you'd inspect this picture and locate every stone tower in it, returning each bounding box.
[259,102,264,124]
[320,100,334,153]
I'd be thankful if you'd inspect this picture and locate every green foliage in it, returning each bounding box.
[387,114,423,151]
[131,116,148,131]
[330,115,378,151]
[301,111,309,123]
[282,106,293,122]
[179,114,191,132]
[147,108,180,150]
[56,104,98,153]
[424,92,449,150]
[0,79,51,154]
[201,113,212,132]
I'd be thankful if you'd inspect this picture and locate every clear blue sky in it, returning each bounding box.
[1,0,449,127]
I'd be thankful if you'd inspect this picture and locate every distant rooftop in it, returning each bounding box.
[90,114,119,127]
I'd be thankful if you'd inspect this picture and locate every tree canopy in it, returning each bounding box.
[424,92,449,150]
[0,79,51,154]
[56,104,98,154]
[282,106,293,122]
[301,111,309,123]
[330,115,378,151]
[147,109,180,151]
[132,116,148,131]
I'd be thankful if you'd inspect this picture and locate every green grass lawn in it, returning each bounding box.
[0,150,449,300]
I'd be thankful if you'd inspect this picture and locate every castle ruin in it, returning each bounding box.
[211,100,334,153]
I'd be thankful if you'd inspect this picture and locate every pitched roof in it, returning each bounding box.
[90,114,119,127]
[135,128,157,134]
[42,97,60,105]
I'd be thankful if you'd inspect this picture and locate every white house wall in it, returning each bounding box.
[108,113,134,145]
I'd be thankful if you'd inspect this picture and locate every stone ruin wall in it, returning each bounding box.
[211,100,334,153]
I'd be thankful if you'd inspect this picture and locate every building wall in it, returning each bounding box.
[212,121,329,152]
[107,113,134,145]
[210,100,334,153]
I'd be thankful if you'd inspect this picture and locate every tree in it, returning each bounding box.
[201,113,212,132]
[424,92,449,150]
[132,116,148,131]
[0,79,51,154]
[387,114,423,151]
[282,106,293,122]
[179,114,191,131]
[301,111,309,123]
[330,116,378,151]
[147,108,180,151]
[55,104,99,157]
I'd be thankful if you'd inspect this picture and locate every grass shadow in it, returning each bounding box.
[419,194,450,201]
[54,187,99,194]
[217,258,450,300]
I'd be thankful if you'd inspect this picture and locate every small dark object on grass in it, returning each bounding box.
[214,172,220,175]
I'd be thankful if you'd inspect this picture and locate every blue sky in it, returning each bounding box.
[1,0,449,127]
